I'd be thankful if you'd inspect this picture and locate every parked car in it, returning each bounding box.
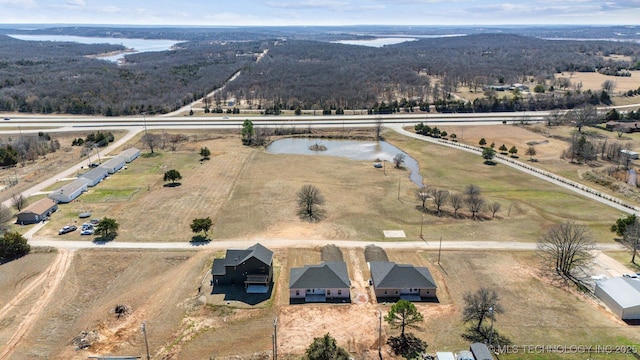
[81,228,94,235]
[623,273,638,279]
[58,225,77,235]
[3,117,10,121]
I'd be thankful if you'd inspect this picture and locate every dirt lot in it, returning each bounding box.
[4,247,637,359]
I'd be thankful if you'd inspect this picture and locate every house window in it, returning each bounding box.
[395,291,398,295]
[307,289,311,293]
[327,290,331,295]
[384,290,387,295]
[296,290,300,296]
[338,290,342,295]
[426,290,430,295]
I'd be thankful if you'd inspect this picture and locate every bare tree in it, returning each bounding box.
[464,184,481,197]
[0,204,12,233]
[297,184,326,222]
[546,109,565,126]
[463,287,504,333]
[602,79,616,93]
[538,222,595,279]
[393,153,406,169]
[141,133,161,154]
[569,104,598,133]
[375,117,383,140]
[11,193,27,212]
[489,202,501,218]
[525,145,537,161]
[622,222,640,264]
[465,195,485,220]
[432,189,449,215]
[415,186,431,211]
[449,193,464,217]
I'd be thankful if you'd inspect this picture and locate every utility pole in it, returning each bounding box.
[273,317,278,360]
[437,236,443,265]
[141,321,150,360]
[378,310,383,360]
[141,111,148,136]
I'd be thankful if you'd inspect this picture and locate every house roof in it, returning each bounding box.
[289,262,350,289]
[596,277,640,309]
[370,261,436,289]
[18,197,57,215]
[80,167,109,181]
[211,243,273,275]
[120,147,140,158]
[99,155,125,168]
[50,179,87,198]
[470,342,495,360]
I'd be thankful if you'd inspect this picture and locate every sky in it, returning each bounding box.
[0,0,639,26]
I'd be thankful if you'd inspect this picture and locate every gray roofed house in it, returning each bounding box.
[470,342,495,360]
[48,179,88,203]
[211,243,274,293]
[595,276,640,320]
[119,147,140,162]
[99,156,126,174]
[79,166,109,187]
[289,262,350,303]
[369,261,437,301]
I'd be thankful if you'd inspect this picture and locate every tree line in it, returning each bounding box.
[1,31,638,116]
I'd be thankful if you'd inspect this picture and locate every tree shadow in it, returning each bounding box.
[190,235,211,245]
[163,182,182,188]
[483,160,497,166]
[462,325,512,346]
[92,236,115,244]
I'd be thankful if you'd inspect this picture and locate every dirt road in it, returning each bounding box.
[0,249,75,359]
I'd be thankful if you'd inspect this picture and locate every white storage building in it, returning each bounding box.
[49,179,88,203]
[119,147,140,162]
[79,167,109,187]
[99,156,126,174]
[595,276,640,320]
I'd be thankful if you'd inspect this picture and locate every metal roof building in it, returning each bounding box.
[595,277,640,320]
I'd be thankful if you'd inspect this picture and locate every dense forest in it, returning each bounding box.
[0,26,639,115]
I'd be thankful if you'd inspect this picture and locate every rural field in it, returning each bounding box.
[30,125,632,244]
[2,123,640,359]
[1,246,638,359]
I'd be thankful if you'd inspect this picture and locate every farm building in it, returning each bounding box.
[16,198,58,224]
[435,352,455,360]
[48,179,88,203]
[289,262,350,303]
[369,261,437,301]
[595,276,640,320]
[456,350,474,360]
[99,156,126,174]
[119,147,140,162]
[211,243,273,293]
[470,342,495,360]
[79,167,109,187]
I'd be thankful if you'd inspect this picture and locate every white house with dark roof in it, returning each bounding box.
[48,179,88,203]
[211,243,274,293]
[289,262,350,303]
[369,261,437,301]
[595,276,640,320]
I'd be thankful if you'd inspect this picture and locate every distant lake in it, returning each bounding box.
[8,34,180,63]
[333,33,466,47]
[333,37,418,47]
[266,138,424,186]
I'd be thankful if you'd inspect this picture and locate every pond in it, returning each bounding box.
[266,138,424,186]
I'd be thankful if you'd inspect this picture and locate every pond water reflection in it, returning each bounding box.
[266,138,423,186]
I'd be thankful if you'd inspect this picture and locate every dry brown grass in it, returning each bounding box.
[554,71,640,95]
